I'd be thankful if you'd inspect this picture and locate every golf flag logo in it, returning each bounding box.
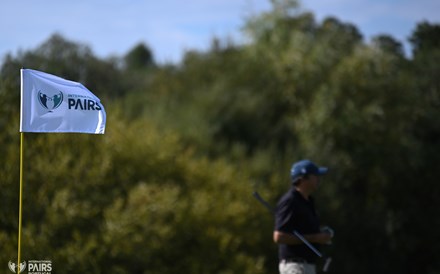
[20,69,106,134]
[38,90,63,111]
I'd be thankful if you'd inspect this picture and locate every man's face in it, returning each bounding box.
[305,174,320,192]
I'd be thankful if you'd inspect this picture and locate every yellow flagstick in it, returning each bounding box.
[17,132,24,273]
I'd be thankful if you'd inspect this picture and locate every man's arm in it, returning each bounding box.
[273,230,332,245]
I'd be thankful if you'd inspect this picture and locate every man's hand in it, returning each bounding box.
[313,232,333,244]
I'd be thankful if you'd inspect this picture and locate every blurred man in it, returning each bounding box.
[274,160,333,274]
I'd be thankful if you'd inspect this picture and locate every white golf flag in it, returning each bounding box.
[20,69,106,134]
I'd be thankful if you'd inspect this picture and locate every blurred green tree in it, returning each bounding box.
[1,3,440,274]
[124,43,155,71]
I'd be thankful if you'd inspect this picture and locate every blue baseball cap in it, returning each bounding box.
[290,160,328,182]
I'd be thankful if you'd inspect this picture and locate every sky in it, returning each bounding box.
[1,0,439,64]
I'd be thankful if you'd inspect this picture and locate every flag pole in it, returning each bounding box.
[17,132,24,273]
[18,68,24,273]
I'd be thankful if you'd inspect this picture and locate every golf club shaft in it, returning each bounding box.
[253,191,275,213]
[293,231,322,258]
[323,257,332,272]
[252,191,323,257]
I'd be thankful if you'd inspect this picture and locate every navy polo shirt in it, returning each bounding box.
[274,187,321,263]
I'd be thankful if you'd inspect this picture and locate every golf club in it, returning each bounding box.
[252,191,333,272]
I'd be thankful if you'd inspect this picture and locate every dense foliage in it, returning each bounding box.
[1,2,439,273]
